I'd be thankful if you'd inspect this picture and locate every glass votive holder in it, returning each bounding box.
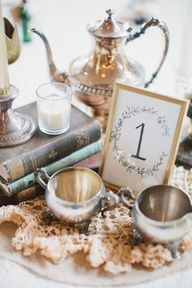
[36,82,71,135]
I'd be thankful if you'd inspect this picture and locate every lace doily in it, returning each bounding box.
[0,166,192,275]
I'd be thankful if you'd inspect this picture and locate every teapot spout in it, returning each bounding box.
[31,28,69,84]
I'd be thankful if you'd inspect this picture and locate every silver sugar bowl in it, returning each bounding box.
[120,185,192,258]
[35,167,120,231]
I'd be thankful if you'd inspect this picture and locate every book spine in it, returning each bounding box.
[0,141,101,196]
[0,185,44,207]
[0,121,101,183]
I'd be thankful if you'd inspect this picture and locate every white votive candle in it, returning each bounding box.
[36,82,71,135]
[39,98,70,130]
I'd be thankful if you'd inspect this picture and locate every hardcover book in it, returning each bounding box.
[0,141,101,196]
[0,185,44,207]
[0,102,101,183]
[0,145,101,205]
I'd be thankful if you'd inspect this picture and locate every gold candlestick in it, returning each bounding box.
[0,3,9,95]
[4,17,20,65]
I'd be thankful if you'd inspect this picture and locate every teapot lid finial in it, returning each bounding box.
[105,9,115,19]
[87,9,130,39]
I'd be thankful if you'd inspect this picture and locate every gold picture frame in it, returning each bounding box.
[100,82,189,193]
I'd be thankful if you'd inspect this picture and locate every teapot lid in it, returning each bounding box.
[88,9,131,39]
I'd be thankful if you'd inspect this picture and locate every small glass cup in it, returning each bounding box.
[36,82,71,135]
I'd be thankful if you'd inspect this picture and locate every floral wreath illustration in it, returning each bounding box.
[110,106,170,177]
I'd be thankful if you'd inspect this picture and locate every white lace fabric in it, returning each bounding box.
[0,166,192,275]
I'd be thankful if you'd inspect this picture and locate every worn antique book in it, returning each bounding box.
[0,102,101,183]
[0,185,44,207]
[0,141,101,196]
[74,151,101,170]
[0,151,101,206]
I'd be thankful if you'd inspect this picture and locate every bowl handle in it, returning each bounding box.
[101,191,121,217]
[34,167,50,189]
[119,188,135,210]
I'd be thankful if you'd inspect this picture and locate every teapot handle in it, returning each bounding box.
[126,17,169,88]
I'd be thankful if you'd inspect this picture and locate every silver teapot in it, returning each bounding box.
[32,9,169,129]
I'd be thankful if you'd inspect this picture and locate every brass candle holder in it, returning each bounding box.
[0,85,36,147]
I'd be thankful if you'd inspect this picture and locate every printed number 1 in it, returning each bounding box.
[131,123,146,161]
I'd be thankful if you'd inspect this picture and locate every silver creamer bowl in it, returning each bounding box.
[120,185,192,258]
[35,167,120,228]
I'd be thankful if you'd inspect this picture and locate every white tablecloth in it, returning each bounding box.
[0,256,192,288]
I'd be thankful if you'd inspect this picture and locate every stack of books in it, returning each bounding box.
[0,102,101,206]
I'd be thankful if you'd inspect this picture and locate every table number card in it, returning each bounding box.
[100,82,189,193]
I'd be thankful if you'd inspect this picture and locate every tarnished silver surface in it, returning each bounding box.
[0,85,36,147]
[35,167,120,226]
[31,10,169,130]
[87,9,131,39]
[120,185,192,257]
[126,17,169,88]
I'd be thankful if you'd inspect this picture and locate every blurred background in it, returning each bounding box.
[1,0,191,109]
